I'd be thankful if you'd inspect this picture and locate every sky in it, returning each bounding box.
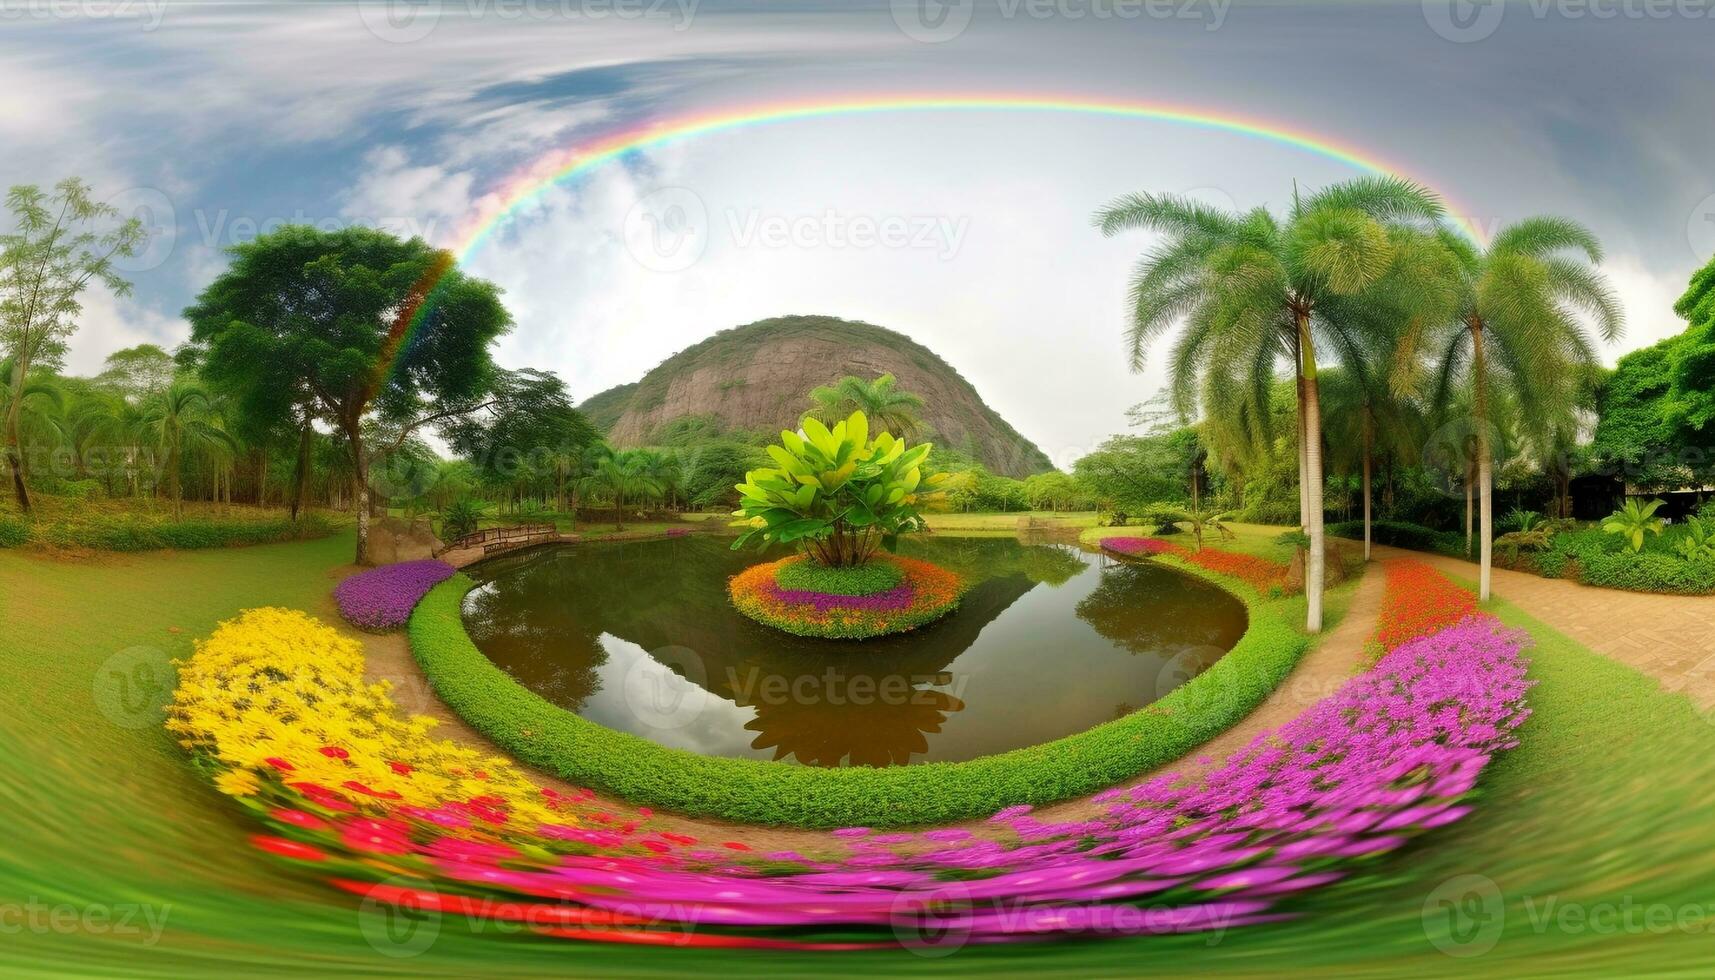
[7,0,1715,466]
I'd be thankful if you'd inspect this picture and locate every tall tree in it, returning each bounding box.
[806,373,926,440]
[444,367,597,513]
[1097,176,1445,631]
[577,446,663,530]
[0,179,143,512]
[1429,218,1621,599]
[137,380,234,519]
[183,225,510,563]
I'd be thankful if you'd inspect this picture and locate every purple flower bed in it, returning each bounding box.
[326,614,1531,948]
[333,559,456,632]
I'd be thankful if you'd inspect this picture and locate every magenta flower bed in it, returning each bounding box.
[1102,536,1173,556]
[333,559,456,631]
[271,613,1532,949]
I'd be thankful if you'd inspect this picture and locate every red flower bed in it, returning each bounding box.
[1375,558,1479,651]
[1102,536,1294,595]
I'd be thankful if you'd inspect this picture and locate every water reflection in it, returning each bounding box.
[461,536,1246,767]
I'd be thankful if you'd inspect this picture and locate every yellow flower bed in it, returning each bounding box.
[168,607,569,836]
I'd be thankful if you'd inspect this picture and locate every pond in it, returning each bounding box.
[460,534,1248,767]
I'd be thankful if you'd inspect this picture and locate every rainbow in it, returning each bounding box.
[384,94,1484,380]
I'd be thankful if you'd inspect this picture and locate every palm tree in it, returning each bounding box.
[1428,218,1621,599]
[137,380,233,519]
[0,358,65,494]
[576,447,663,530]
[1096,177,1446,631]
[806,374,926,440]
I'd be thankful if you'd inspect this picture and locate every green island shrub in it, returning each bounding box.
[773,558,904,596]
[407,559,1310,828]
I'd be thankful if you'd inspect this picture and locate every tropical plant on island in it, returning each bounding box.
[731,410,947,567]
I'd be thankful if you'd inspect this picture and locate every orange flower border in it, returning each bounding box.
[1101,536,1296,596]
[729,554,963,639]
[1375,558,1479,652]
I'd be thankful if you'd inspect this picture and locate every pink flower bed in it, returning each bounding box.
[332,559,456,631]
[237,600,1532,950]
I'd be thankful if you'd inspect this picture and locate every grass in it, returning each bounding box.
[3,530,1713,975]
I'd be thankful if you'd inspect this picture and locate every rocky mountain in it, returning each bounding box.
[579,315,1053,477]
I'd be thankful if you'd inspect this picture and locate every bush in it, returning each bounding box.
[1328,519,1465,558]
[439,499,482,541]
[409,564,1310,828]
[8,511,336,551]
[1577,551,1715,595]
[0,514,26,548]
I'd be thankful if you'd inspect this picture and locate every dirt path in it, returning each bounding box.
[360,560,1386,849]
[1370,544,1715,711]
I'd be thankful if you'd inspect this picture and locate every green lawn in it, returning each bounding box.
[2,533,1712,975]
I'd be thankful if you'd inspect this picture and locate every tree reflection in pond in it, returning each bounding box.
[461,536,1246,767]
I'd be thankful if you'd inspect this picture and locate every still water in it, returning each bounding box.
[461,535,1246,767]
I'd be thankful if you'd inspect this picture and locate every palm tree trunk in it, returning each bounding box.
[1362,407,1373,562]
[1464,460,1474,556]
[1294,361,1308,529]
[1299,316,1325,633]
[1472,323,1493,601]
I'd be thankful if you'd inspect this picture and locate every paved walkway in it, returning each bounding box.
[1371,544,1715,710]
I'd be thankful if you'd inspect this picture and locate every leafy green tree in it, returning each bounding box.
[577,446,662,530]
[183,226,510,563]
[444,367,596,512]
[1592,256,1715,493]
[1428,218,1621,598]
[806,373,927,440]
[683,441,764,509]
[1,179,143,512]
[1097,177,1446,631]
[137,380,234,519]
[96,344,175,404]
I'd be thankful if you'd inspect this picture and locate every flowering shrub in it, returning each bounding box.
[1103,537,1295,595]
[176,592,1531,950]
[1375,558,1478,651]
[333,559,455,631]
[729,554,962,638]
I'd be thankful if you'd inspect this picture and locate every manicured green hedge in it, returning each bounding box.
[1576,550,1715,595]
[408,561,1311,828]
[0,512,337,551]
[1328,519,1466,558]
